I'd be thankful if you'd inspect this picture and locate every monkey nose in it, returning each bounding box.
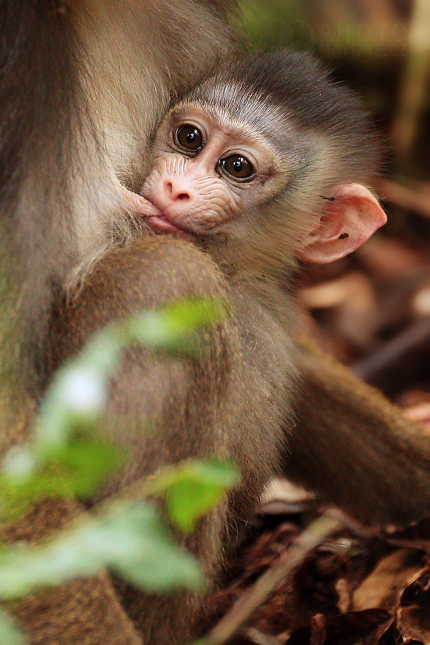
[163,178,193,203]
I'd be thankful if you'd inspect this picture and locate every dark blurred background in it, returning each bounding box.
[235,0,430,405]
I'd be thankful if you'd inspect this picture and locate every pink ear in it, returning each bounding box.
[295,184,387,264]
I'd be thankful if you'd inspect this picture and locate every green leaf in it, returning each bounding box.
[0,501,204,599]
[146,460,239,533]
[106,502,205,591]
[0,438,123,520]
[0,298,228,602]
[48,438,124,495]
[36,364,111,453]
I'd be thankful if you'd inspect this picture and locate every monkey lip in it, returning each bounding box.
[146,213,191,236]
[141,193,197,238]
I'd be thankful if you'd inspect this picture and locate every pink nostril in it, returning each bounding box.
[164,180,173,195]
[163,178,192,202]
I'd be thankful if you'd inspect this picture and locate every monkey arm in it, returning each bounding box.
[287,334,430,526]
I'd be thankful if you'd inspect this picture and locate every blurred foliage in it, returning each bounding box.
[146,459,239,533]
[0,298,228,511]
[235,0,309,49]
[235,0,410,126]
[0,299,237,644]
[0,501,205,600]
[0,437,121,520]
[236,0,409,57]
[0,608,25,645]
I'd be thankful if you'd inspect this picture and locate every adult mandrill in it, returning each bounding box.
[3,4,430,645]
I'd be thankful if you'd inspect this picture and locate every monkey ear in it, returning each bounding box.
[295,184,387,264]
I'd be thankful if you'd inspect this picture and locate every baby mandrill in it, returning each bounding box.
[130,49,386,279]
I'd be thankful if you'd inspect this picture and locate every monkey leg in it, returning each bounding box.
[38,235,245,645]
[47,234,241,494]
[287,334,430,526]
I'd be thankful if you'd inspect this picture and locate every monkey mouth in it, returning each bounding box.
[145,212,197,240]
[140,193,197,238]
[146,213,184,234]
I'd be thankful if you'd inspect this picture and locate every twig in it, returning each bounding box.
[196,515,342,645]
[352,315,430,383]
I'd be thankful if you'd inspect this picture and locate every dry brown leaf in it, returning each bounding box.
[397,569,430,642]
[353,549,424,612]
[398,604,430,642]
[299,272,381,348]
[356,235,427,280]
[286,609,393,645]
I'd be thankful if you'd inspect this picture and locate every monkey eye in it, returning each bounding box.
[219,155,254,181]
[174,124,204,152]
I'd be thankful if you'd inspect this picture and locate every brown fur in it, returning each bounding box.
[291,335,430,525]
[3,2,430,644]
